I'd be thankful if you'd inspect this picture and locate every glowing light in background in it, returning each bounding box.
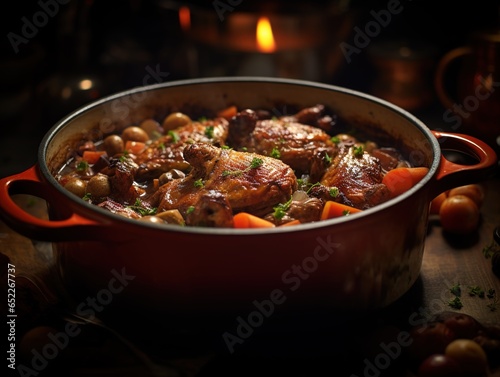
[256,17,276,53]
[78,79,93,90]
[179,6,191,32]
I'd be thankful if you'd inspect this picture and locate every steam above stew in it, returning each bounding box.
[55,104,426,228]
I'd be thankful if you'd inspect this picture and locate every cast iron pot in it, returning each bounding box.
[0,77,497,320]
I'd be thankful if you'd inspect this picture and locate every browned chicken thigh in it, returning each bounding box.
[320,145,390,209]
[155,143,298,226]
[227,107,337,177]
[134,117,229,181]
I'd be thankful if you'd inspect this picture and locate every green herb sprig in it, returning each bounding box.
[76,160,89,171]
[448,283,498,312]
[168,130,180,143]
[273,197,293,220]
[270,147,281,159]
[222,157,264,177]
[194,178,204,188]
[353,145,364,157]
[128,199,157,216]
[204,125,214,139]
[448,283,463,309]
[468,285,485,298]
[448,296,463,310]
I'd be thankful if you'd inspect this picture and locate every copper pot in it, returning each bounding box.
[0,77,496,321]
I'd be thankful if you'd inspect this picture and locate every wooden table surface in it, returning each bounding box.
[1,173,500,376]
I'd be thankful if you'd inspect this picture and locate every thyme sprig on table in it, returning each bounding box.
[447,283,498,312]
[482,240,499,258]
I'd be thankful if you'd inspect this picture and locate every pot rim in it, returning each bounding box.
[38,76,440,235]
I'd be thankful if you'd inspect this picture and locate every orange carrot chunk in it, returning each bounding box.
[217,105,238,120]
[233,212,275,228]
[279,219,301,227]
[382,167,429,198]
[125,140,146,155]
[320,201,362,220]
[82,150,107,164]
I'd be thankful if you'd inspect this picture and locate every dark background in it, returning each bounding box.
[1,0,499,177]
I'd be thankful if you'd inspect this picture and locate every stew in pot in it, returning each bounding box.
[55,105,428,228]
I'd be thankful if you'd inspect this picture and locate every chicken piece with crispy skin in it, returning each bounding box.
[320,145,390,209]
[227,108,337,176]
[134,117,229,181]
[98,157,140,205]
[155,143,297,226]
[280,104,336,132]
[184,190,234,228]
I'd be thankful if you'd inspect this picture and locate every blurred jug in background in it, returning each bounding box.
[435,29,500,155]
[369,40,436,112]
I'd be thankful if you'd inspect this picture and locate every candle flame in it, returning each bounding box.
[256,17,276,53]
[179,6,190,31]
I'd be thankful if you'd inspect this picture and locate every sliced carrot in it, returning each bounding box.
[125,140,146,155]
[279,219,301,227]
[382,167,429,198]
[217,105,238,120]
[320,201,362,220]
[82,150,107,164]
[233,212,275,228]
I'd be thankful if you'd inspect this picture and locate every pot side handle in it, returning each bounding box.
[431,131,498,197]
[0,165,104,242]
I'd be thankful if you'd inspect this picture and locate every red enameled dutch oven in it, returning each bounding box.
[0,77,497,319]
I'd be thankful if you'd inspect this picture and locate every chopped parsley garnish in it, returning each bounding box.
[482,239,499,258]
[119,150,130,162]
[329,187,339,198]
[222,157,264,177]
[76,160,89,171]
[324,153,332,164]
[273,197,292,220]
[221,145,232,150]
[82,193,92,201]
[447,284,498,311]
[487,289,499,311]
[158,142,166,152]
[330,136,340,144]
[353,145,364,157]
[250,157,264,168]
[186,206,195,214]
[204,125,214,139]
[194,178,204,188]
[487,299,499,312]
[168,130,180,143]
[468,285,485,298]
[448,296,463,310]
[128,199,157,216]
[270,147,281,159]
[450,283,461,297]
[487,289,498,311]
[342,210,351,216]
